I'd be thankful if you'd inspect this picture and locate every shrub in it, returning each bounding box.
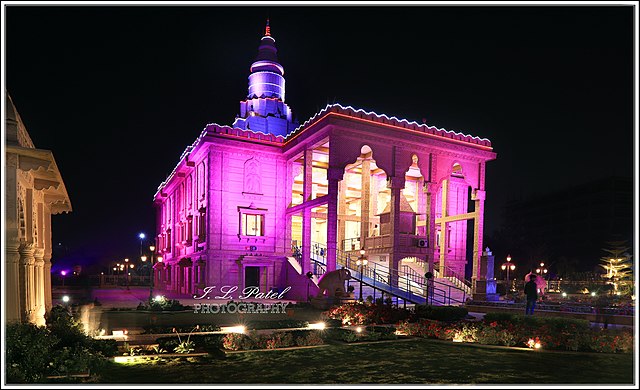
[265,332,295,349]
[325,328,359,343]
[221,330,323,351]
[6,323,58,383]
[365,325,397,336]
[6,305,117,383]
[325,302,412,325]
[294,330,324,346]
[325,319,343,328]
[140,297,189,311]
[173,341,196,354]
[222,333,253,351]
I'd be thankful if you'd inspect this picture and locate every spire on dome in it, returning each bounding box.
[265,18,271,36]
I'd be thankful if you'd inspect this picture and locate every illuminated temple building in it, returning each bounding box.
[153,22,497,303]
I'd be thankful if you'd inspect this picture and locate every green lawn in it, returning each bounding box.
[98,338,635,385]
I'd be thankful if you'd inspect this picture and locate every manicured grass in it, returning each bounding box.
[98,338,634,385]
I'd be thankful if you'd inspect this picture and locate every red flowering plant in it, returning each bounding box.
[325,302,412,326]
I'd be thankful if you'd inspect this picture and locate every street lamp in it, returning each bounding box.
[60,270,67,287]
[124,258,130,290]
[501,255,516,298]
[356,249,368,302]
[536,262,548,279]
[147,245,156,303]
[138,233,146,257]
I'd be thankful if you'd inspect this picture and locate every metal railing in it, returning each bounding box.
[307,241,467,305]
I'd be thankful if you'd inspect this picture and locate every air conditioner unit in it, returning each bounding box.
[417,239,428,248]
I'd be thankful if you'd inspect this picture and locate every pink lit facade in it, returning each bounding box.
[152,24,496,301]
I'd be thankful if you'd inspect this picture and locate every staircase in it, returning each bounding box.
[308,241,469,306]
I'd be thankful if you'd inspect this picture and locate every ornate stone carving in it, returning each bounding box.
[243,157,263,194]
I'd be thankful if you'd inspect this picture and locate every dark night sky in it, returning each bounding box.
[4,4,636,270]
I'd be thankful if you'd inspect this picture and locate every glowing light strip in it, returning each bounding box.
[156,120,287,197]
[284,103,492,147]
[329,112,494,151]
[250,62,284,75]
[241,97,287,103]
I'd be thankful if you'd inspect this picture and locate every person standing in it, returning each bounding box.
[524,274,539,315]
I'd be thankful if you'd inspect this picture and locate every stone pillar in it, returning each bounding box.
[423,182,437,276]
[471,189,486,285]
[19,242,36,324]
[337,178,347,252]
[359,158,371,247]
[6,234,22,323]
[43,208,53,312]
[473,247,498,301]
[387,177,404,287]
[326,167,343,272]
[302,148,313,273]
[33,247,46,326]
[438,179,448,274]
[370,173,379,234]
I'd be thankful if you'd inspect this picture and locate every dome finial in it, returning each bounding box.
[265,18,271,36]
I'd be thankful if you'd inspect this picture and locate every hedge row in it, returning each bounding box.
[397,315,633,353]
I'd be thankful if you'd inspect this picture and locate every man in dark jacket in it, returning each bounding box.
[524,274,538,315]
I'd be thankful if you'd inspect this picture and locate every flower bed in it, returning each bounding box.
[221,330,324,351]
[324,302,412,325]
[397,314,634,353]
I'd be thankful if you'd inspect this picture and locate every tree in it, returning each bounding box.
[599,240,633,296]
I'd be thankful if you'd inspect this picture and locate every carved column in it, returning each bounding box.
[301,148,314,273]
[359,158,371,247]
[33,247,46,326]
[326,167,343,272]
[387,176,405,288]
[438,179,449,275]
[472,189,486,285]
[370,173,379,234]
[6,234,22,323]
[337,178,347,252]
[43,206,53,312]
[424,182,437,276]
[19,242,36,324]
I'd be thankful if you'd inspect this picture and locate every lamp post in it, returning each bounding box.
[124,258,130,290]
[144,245,157,303]
[356,249,368,302]
[138,233,146,257]
[60,270,67,287]
[501,254,516,298]
[536,262,548,279]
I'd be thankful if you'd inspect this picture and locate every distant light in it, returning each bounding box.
[62,296,70,303]
[101,272,104,275]
[561,292,567,298]
[154,295,164,302]
[356,326,362,333]
[591,292,596,297]
[157,256,163,262]
[60,270,67,276]
[139,233,146,239]
[221,325,246,334]
[308,322,326,330]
